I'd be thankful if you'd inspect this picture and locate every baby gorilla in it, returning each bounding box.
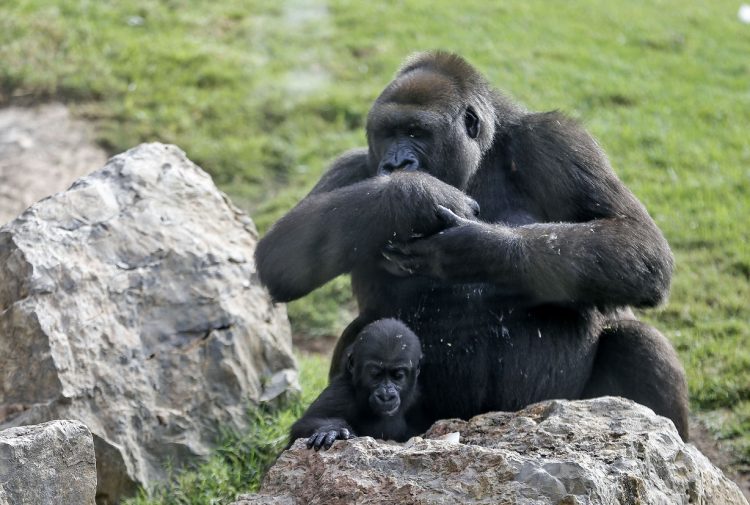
[289,318,422,451]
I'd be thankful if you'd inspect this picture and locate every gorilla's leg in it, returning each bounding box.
[582,320,689,440]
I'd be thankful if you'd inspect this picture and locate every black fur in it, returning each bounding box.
[258,51,689,440]
[289,319,423,450]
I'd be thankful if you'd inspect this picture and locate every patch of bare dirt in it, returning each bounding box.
[0,103,107,224]
[690,416,750,501]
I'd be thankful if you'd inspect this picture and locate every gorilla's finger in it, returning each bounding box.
[399,260,424,274]
[383,248,427,276]
[306,435,316,449]
[387,241,434,260]
[381,249,410,264]
[436,205,470,227]
[379,257,412,277]
[385,242,420,256]
[380,261,407,276]
[381,251,416,275]
[323,431,338,450]
[467,198,481,217]
[313,433,327,451]
[340,428,351,440]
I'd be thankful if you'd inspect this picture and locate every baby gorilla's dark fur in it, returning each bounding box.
[289,319,422,451]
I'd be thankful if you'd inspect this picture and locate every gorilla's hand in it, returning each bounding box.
[306,424,356,451]
[385,172,480,240]
[381,206,514,279]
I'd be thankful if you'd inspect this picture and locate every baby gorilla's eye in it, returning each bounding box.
[392,369,407,381]
[365,365,382,380]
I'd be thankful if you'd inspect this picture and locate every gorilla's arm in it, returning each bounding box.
[391,213,672,308]
[255,149,382,302]
[384,112,673,308]
[255,149,479,302]
[288,378,356,450]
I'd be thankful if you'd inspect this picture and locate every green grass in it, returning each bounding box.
[2,0,749,495]
[123,353,329,505]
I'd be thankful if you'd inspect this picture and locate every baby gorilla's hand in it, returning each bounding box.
[306,425,355,451]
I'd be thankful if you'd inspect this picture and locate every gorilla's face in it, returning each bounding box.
[366,69,486,190]
[347,320,422,418]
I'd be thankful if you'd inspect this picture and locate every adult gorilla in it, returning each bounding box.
[256,51,689,439]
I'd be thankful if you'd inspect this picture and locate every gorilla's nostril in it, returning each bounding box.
[399,158,417,171]
[386,159,416,172]
[376,390,396,402]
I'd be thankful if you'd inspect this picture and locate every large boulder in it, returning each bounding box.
[0,143,296,503]
[0,420,97,505]
[235,397,748,505]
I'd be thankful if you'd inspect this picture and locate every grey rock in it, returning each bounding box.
[0,420,97,505]
[235,397,747,505]
[0,143,296,503]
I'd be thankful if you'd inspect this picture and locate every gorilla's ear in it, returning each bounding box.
[464,106,480,139]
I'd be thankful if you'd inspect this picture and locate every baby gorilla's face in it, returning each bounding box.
[361,362,410,416]
[348,318,422,418]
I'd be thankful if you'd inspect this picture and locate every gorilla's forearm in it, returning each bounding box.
[255,177,393,302]
[466,217,674,308]
[256,171,478,302]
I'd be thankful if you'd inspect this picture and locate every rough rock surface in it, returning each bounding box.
[0,103,107,224]
[0,143,296,504]
[0,420,97,505]
[235,397,748,505]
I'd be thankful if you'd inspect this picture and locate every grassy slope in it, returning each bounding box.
[2,0,748,499]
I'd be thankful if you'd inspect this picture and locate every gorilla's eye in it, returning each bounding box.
[392,368,407,381]
[405,125,422,139]
[465,107,480,139]
[366,364,382,379]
